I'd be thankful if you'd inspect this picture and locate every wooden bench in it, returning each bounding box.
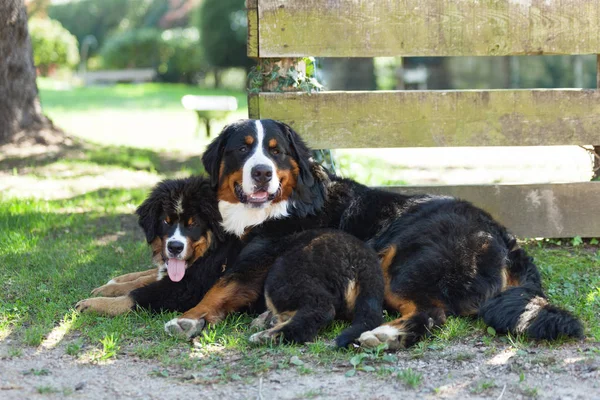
[181,95,238,137]
[247,0,600,238]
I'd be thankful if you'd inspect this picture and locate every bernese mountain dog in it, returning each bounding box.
[167,119,583,348]
[77,177,385,345]
[75,177,242,329]
[249,229,384,348]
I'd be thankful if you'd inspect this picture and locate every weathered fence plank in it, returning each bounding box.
[258,0,600,57]
[247,0,259,57]
[256,90,600,148]
[384,182,600,238]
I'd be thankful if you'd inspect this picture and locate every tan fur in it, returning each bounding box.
[191,231,212,262]
[345,279,360,313]
[180,279,261,324]
[218,168,243,204]
[272,158,299,204]
[91,274,158,297]
[108,268,158,284]
[76,296,134,316]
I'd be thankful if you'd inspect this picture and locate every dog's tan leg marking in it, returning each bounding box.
[75,296,134,316]
[92,274,158,297]
[164,279,261,339]
[107,268,158,284]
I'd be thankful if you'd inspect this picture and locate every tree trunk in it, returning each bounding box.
[0,0,62,145]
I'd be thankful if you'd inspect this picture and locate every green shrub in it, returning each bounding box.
[158,28,208,84]
[196,0,252,70]
[48,0,170,57]
[29,18,80,75]
[99,28,167,69]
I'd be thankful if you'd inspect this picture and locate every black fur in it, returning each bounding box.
[203,119,585,345]
[260,229,384,347]
[478,249,584,340]
[129,177,242,312]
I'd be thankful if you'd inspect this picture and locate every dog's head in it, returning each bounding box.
[135,177,223,282]
[202,119,326,236]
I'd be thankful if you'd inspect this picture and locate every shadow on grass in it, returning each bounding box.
[0,138,207,176]
[0,197,152,347]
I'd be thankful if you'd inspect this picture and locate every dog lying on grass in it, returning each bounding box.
[77,177,384,347]
[249,229,384,348]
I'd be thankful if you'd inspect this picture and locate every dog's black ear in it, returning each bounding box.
[202,123,236,190]
[274,120,327,217]
[135,185,164,243]
[277,121,315,187]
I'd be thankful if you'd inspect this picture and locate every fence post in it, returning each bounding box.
[594,55,600,179]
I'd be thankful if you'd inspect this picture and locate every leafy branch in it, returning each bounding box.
[247,57,323,94]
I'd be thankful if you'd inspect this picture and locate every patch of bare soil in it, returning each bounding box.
[1,339,598,399]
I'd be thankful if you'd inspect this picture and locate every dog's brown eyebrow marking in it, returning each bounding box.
[165,216,171,223]
[245,135,254,145]
[187,217,194,226]
[268,138,277,148]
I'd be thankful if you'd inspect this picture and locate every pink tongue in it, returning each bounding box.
[249,191,268,201]
[167,259,186,282]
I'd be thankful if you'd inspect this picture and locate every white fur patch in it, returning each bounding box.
[358,324,403,349]
[164,317,205,338]
[166,226,187,258]
[242,120,280,196]
[219,199,289,237]
[157,264,167,280]
[369,324,402,339]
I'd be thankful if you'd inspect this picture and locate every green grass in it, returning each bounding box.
[1,179,599,375]
[1,81,599,377]
[37,78,248,151]
[397,368,423,388]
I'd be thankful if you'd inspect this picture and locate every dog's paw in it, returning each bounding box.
[164,318,205,339]
[91,283,123,297]
[75,296,133,316]
[250,311,276,330]
[248,328,281,345]
[358,325,404,350]
[75,298,93,313]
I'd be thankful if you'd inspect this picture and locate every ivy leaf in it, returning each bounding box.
[345,369,356,377]
[350,354,366,367]
[290,356,304,366]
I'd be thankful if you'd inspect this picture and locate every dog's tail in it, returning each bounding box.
[479,246,584,340]
[335,292,383,348]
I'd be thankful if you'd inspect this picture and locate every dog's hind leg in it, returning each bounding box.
[249,305,335,345]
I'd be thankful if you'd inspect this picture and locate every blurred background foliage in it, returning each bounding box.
[25,0,598,91]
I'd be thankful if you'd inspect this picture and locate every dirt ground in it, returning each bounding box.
[1,337,599,399]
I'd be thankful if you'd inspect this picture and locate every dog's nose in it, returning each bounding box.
[251,164,273,185]
[167,241,184,256]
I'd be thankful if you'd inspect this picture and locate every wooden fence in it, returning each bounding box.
[246,0,600,238]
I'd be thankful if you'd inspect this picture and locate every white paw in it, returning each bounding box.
[250,311,275,330]
[248,329,280,344]
[358,325,403,350]
[164,318,205,339]
[106,279,116,285]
